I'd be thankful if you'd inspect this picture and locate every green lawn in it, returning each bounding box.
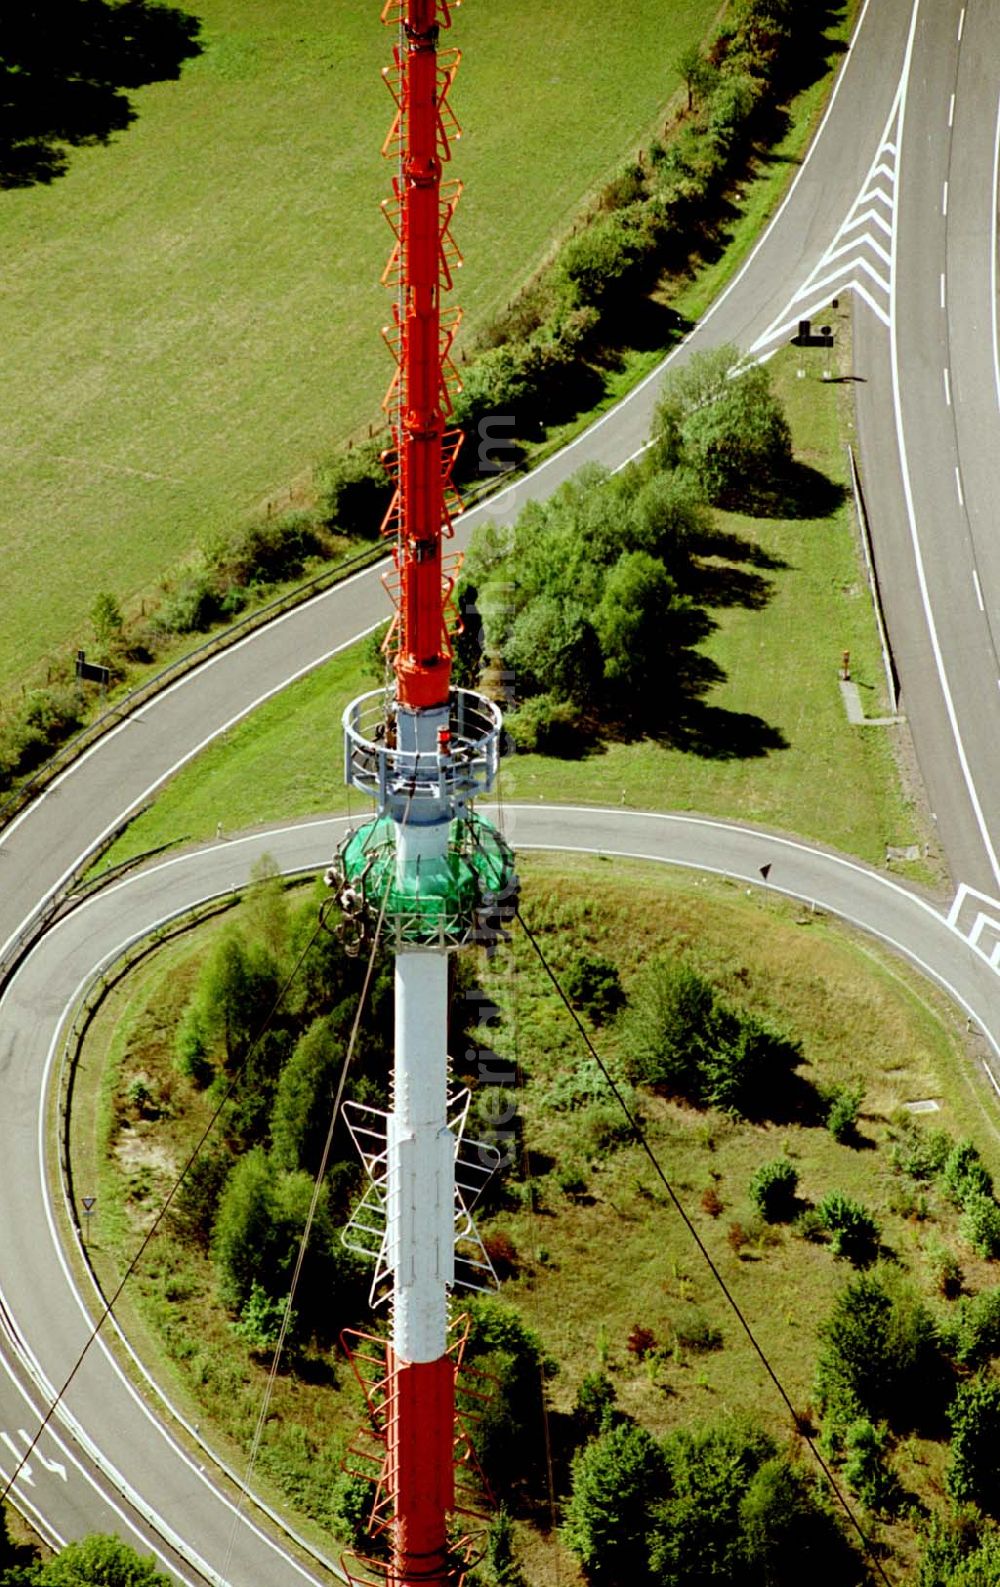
[0,0,718,690]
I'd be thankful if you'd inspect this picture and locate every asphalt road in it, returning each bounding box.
[4,0,1000,1578]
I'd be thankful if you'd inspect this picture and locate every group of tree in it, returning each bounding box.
[619,955,802,1118]
[166,863,398,1349]
[460,343,793,752]
[0,1527,171,1587]
[326,0,821,522]
[563,1409,863,1585]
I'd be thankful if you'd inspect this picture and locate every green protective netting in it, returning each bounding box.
[338,810,515,944]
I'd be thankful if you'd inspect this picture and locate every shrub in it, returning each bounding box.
[563,951,625,1024]
[34,1536,173,1585]
[947,1375,1000,1511]
[959,1192,1000,1259]
[701,1186,723,1218]
[843,1418,901,1514]
[170,1148,231,1248]
[815,1191,879,1265]
[315,439,391,538]
[563,1420,667,1583]
[483,1231,519,1278]
[943,1140,994,1207]
[825,1083,864,1144]
[232,1281,298,1354]
[748,1157,798,1223]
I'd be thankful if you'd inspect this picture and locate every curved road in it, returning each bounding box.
[4,807,1000,1584]
[4,0,1000,1579]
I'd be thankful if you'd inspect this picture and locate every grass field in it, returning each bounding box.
[94,328,931,880]
[70,856,997,1580]
[0,0,719,691]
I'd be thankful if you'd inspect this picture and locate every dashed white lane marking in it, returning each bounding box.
[943,180,949,216]
[941,270,947,308]
[956,465,965,507]
[944,366,952,405]
[958,7,966,42]
[974,569,985,611]
[949,92,956,128]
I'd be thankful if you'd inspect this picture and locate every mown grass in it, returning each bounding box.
[97,327,930,880]
[0,0,719,691]
[70,855,995,1582]
[499,328,929,874]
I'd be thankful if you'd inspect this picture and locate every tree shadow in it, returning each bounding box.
[657,699,788,761]
[1,1,203,189]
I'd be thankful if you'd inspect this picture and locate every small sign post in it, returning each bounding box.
[81,1195,96,1247]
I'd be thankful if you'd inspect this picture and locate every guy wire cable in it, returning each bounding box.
[514,902,895,1587]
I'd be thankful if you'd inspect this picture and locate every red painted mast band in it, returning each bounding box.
[382,0,461,713]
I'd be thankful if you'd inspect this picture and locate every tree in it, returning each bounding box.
[463,1298,553,1494]
[738,1456,863,1585]
[270,1016,345,1176]
[947,1376,1000,1511]
[189,929,283,1071]
[563,953,624,1025]
[960,1193,1000,1260]
[748,1158,798,1223]
[90,591,124,661]
[673,43,714,111]
[621,958,716,1093]
[649,1418,775,1585]
[211,1148,353,1340]
[653,343,792,509]
[814,1271,941,1437]
[563,1420,666,1583]
[1,2,202,188]
[594,551,693,700]
[34,1534,172,1586]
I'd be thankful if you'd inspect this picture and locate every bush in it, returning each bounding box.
[563,951,625,1024]
[160,569,221,633]
[315,439,391,538]
[505,693,585,756]
[573,1371,617,1440]
[748,1158,798,1223]
[34,1536,173,1586]
[943,1140,994,1208]
[815,1191,879,1265]
[959,1192,1000,1259]
[890,1116,952,1181]
[843,1419,901,1514]
[951,1289,1000,1368]
[947,1375,1000,1511]
[563,1419,667,1584]
[825,1083,864,1144]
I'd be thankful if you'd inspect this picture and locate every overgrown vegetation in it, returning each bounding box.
[0,1528,172,1587]
[73,854,1000,1582]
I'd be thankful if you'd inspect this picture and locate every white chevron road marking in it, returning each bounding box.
[750,88,904,354]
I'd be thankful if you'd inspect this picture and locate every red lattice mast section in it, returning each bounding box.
[380,0,464,713]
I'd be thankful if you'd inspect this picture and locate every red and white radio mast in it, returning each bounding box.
[331,5,517,1585]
